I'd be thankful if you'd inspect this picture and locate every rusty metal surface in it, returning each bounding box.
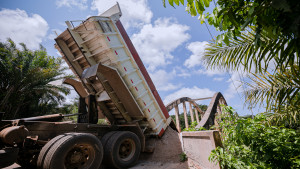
[0,126,28,145]
[63,78,88,98]
[18,114,65,122]
[18,121,144,147]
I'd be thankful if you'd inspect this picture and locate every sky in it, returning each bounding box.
[0,0,259,116]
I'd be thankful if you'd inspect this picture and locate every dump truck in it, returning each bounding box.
[0,4,173,169]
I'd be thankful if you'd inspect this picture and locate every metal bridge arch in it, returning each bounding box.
[165,92,227,132]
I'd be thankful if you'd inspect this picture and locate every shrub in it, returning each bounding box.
[183,121,206,131]
[209,106,300,169]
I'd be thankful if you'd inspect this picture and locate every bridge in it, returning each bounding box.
[165,92,227,132]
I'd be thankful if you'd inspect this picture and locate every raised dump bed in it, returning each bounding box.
[0,4,175,169]
[55,4,171,137]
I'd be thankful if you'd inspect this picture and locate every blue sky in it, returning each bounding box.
[0,0,259,116]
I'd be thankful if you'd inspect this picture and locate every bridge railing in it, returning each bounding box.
[165,92,227,132]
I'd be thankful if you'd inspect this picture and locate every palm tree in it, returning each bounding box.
[202,30,300,128]
[0,39,70,119]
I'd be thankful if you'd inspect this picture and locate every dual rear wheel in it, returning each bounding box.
[36,131,140,169]
[37,133,103,169]
[102,131,141,169]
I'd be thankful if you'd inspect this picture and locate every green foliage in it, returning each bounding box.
[245,66,300,112]
[0,39,70,119]
[164,0,300,45]
[203,28,300,125]
[203,28,298,73]
[183,121,206,131]
[97,119,109,125]
[197,104,208,111]
[171,113,192,130]
[171,104,207,130]
[263,94,300,130]
[209,106,300,168]
[164,1,300,122]
[179,152,188,162]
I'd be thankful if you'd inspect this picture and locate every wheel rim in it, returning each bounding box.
[64,144,95,169]
[118,138,136,161]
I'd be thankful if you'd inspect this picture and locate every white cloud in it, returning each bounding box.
[132,18,190,70]
[48,29,62,40]
[213,77,224,81]
[184,41,208,68]
[56,0,88,10]
[184,41,228,76]
[0,9,48,49]
[174,66,191,78]
[149,69,180,92]
[163,86,215,105]
[91,0,190,68]
[224,71,245,100]
[91,0,152,29]
[196,68,226,76]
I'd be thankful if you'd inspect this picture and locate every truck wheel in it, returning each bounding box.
[37,133,103,169]
[104,131,141,169]
[37,134,66,168]
[101,131,118,147]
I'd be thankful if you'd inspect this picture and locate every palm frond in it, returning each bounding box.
[0,39,71,119]
[244,66,300,111]
[203,29,296,74]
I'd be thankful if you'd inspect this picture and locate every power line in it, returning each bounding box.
[204,22,214,40]
[203,12,244,104]
[227,71,243,101]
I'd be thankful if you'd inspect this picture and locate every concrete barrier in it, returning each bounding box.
[181,130,222,169]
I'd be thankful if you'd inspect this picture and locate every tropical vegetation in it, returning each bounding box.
[209,106,300,169]
[163,0,300,127]
[163,0,300,168]
[0,39,70,119]
[170,104,207,130]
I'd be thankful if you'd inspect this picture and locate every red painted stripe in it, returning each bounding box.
[130,79,133,83]
[115,50,118,55]
[135,86,138,91]
[116,21,169,119]
[148,109,150,112]
[107,36,110,41]
[158,128,165,137]
[153,118,156,122]
[124,67,127,71]
[143,101,146,106]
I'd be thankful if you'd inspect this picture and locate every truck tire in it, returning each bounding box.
[37,133,103,169]
[101,131,118,147]
[37,134,66,168]
[103,131,141,169]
